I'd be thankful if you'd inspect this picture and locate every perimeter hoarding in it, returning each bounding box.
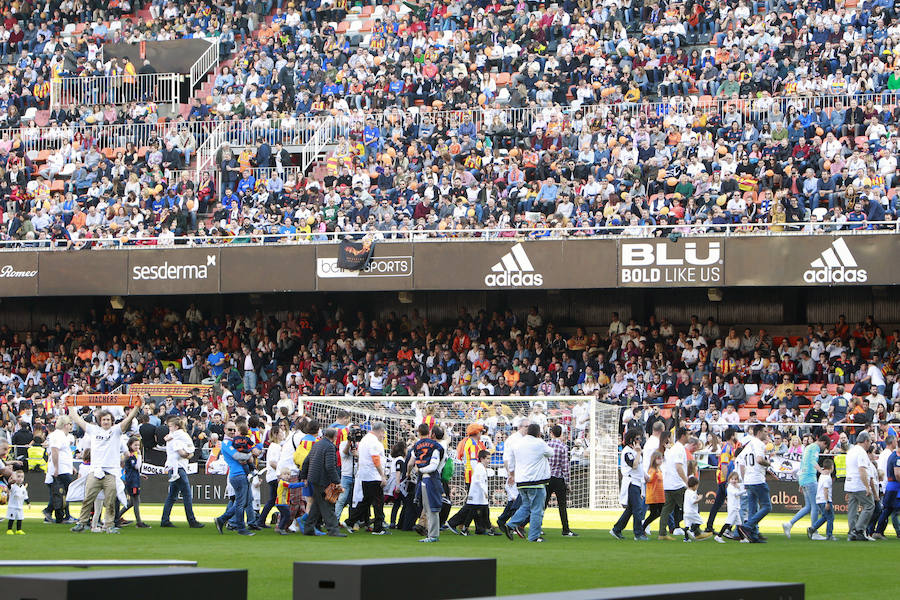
[315,242,414,291]
[220,245,316,293]
[0,252,38,296]
[726,234,900,287]
[127,248,221,295]
[0,235,897,297]
[38,250,128,295]
[618,237,724,287]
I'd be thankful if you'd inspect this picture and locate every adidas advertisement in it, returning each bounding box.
[803,238,868,284]
[484,243,544,287]
[620,239,723,286]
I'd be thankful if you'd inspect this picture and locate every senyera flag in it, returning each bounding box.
[337,238,375,270]
[65,394,142,407]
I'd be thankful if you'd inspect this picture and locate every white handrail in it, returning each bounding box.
[22,89,900,153]
[50,72,182,109]
[1,221,897,250]
[189,39,219,89]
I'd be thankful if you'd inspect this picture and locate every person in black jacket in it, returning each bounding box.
[299,428,346,537]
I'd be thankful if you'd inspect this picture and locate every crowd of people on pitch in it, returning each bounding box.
[613,420,900,543]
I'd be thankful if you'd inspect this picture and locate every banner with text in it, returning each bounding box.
[0,234,898,297]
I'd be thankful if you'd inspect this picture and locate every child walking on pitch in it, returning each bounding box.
[683,476,711,540]
[808,459,836,541]
[715,470,747,543]
[6,470,29,535]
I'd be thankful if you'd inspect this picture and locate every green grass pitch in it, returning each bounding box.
[1,505,893,599]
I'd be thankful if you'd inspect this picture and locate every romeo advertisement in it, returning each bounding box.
[0,234,896,296]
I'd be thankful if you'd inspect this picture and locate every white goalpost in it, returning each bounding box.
[298,396,621,511]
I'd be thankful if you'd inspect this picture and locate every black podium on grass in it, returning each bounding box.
[294,557,497,600]
[0,567,247,600]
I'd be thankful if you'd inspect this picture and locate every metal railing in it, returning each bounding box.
[50,72,182,109]
[194,121,226,181]
[0,221,896,251]
[211,165,306,195]
[189,39,219,89]
[300,115,335,173]
[11,90,900,154]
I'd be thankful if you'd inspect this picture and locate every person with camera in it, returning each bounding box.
[298,428,347,537]
[347,421,389,534]
[333,413,356,522]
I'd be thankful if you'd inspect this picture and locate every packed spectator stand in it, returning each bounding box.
[1,0,900,246]
[1,307,898,458]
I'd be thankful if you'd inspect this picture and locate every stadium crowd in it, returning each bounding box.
[3,0,900,244]
[2,304,900,541]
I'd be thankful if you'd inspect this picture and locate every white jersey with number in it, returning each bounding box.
[739,437,767,485]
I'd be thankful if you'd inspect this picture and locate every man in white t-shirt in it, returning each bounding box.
[347,422,388,534]
[43,415,75,523]
[44,415,75,524]
[737,424,770,543]
[69,400,142,533]
[160,416,203,528]
[643,421,664,477]
[846,431,875,541]
[659,427,691,540]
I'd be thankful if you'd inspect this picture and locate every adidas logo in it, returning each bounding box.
[484,243,544,287]
[803,238,868,284]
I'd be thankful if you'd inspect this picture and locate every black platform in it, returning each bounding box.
[294,557,496,600]
[454,580,803,600]
[0,567,247,600]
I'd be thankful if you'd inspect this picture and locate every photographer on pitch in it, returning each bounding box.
[336,426,363,522]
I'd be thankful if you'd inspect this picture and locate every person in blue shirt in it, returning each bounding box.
[847,201,868,229]
[221,189,240,212]
[783,435,828,538]
[151,196,166,214]
[236,171,256,196]
[279,218,297,236]
[363,120,381,156]
[874,438,900,537]
[207,343,226,378]
[214,419,258,536]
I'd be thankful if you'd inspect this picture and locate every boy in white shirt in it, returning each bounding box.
[808,458,835,541]
[716,470,747,543]
[164,427,194,483]
[448,451,495,535]
[5,470,29,535]
[683,476,705,541]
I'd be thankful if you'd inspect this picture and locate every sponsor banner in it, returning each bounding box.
[129,383,213,398]
[38,250,128,295]
[768,456,801,481]
[220,246,316,293]
[727,235,900,287]
[414,240,618,290]
[337,239,375,270]
[127,248,220,295]
[140,462,199,476]
[64,394,141,407]
[619,237,724,287]
[0,252,38,296]
[316,243,413,290]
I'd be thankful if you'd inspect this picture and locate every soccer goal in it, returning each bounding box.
[301,396,621,510]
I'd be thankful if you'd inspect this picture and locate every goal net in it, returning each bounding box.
[301,396,620,510]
